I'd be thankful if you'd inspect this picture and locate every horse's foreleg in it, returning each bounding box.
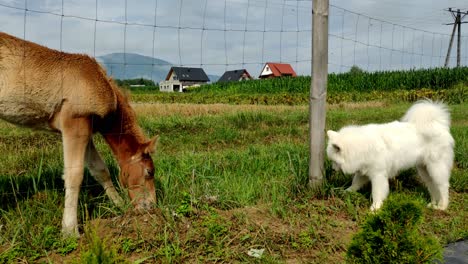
[85,139,124,207]
[60,117,92,237]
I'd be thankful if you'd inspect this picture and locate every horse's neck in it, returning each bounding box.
[100,101,145,163]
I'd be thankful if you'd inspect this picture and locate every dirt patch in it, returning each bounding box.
[221,206,295,234]
[91,209,166,238]
[44,200,360,263]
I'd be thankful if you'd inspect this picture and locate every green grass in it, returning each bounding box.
[131,79,467,105]
[0,98,466,262]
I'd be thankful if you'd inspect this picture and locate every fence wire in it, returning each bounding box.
[1,0,465,81]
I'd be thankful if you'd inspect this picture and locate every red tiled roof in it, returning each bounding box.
[262,62,297,77]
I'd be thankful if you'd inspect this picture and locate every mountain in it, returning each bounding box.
[207,75,220,82]
[97,53,172,83]
[97,53,221,84]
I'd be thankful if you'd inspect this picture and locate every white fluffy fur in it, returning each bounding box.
[326,100,454,211]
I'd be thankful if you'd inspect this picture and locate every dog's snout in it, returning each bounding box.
[332,161,340,171]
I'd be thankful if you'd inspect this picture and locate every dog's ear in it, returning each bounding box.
[332,143,341,152]
[327,130,338,139]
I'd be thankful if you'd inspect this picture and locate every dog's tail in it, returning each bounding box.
[401,100,451,137]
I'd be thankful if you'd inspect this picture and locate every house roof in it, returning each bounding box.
[260,62,297,77]
[166,67,210,82]
[217,69,252,83]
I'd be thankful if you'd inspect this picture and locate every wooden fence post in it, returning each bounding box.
[309,0,329,189]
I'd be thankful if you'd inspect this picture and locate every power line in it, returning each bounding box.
[0,0,464,78]
[444,8,468,67]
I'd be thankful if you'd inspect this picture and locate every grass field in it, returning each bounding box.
[0,96,466,262]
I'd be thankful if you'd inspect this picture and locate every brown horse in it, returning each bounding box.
[0,32,157,236]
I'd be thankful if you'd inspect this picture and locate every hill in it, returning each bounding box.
[97,53,172,82]
[97,53,220,83]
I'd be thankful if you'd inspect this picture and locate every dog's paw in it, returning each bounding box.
[370,202,383,212]
[345,187,354,192]
[427,203,447,211]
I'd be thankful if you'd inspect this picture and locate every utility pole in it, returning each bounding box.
[444,8,468,67]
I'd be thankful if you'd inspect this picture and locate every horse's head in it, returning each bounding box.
[120,136,158,210]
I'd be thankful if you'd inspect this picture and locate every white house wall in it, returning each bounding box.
[159,80,183,92]
[168,71,177,81]
[159,80,205,92]
[260,64,273,77]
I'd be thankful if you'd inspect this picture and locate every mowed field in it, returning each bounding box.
[0,97,466,262]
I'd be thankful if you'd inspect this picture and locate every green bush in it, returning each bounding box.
[115,78,156,87]
[346,194,442,264]
[77,227,123,264]
[115,78,159,92]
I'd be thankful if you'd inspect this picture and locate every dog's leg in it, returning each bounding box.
[426,162,450,210]
[369,173,389,211]
[417,165,439,206]
[346,172,369,192]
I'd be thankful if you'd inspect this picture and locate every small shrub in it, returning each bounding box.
[57,236,79,255]
[120,237,137,254]
[202,212,230,240]
[346,194,442,264]
[77,226,123,264]
[176,191,198,217]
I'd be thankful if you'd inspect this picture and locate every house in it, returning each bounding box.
[217,69,253,83]
[258,62,297,79]
[159,66,210,92]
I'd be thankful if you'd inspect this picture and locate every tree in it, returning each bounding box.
[349,65,364,75]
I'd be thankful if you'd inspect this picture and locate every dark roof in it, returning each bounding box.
[217,69,252,83]
[166,67,210,82]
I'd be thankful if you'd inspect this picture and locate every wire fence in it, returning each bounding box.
[328,4,461,72]
[1,0,466,83]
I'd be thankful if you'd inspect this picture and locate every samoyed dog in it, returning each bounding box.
[326,100,454,211]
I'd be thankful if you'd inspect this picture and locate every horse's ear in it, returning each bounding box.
[143,135,159,154]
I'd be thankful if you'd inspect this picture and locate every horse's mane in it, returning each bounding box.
[106,79,148,145]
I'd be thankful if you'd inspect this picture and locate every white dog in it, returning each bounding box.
[326,100,454,211]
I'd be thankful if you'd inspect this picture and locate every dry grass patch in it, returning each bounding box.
[132,101,394,118]
[132,101,389,117]
[132,103,307,117]
[327,101,390,110]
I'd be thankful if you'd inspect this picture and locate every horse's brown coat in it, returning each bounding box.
[0,32,157,236]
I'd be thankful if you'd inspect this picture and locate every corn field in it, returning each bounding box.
[129,67,468,105]
[192,67,468,94]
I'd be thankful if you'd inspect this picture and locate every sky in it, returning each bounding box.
[0,0,467,78]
